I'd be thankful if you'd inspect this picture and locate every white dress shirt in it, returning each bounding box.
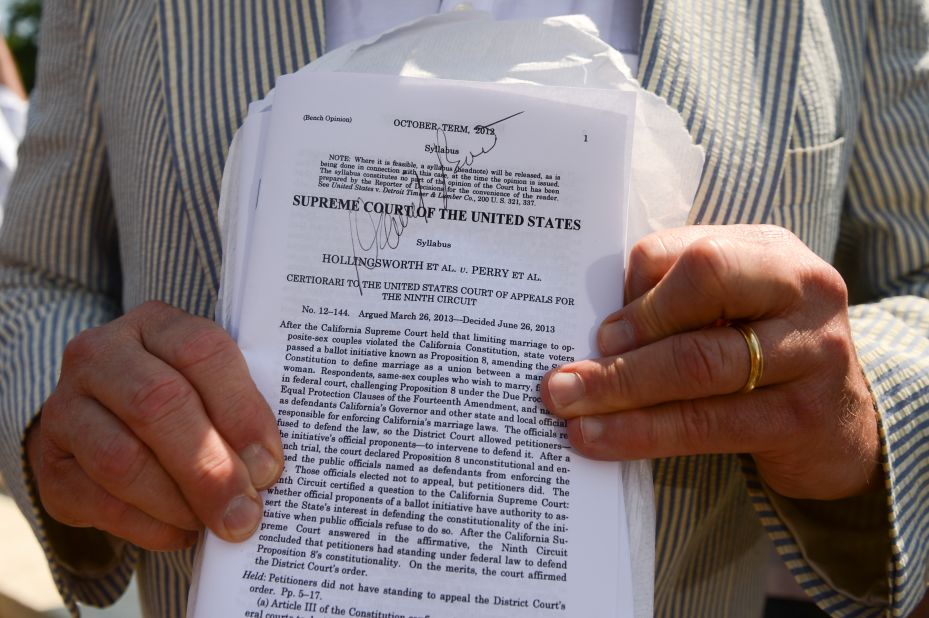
[324,0,642,72]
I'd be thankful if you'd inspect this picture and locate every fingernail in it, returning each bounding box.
[548,372,585,408]
[239,444,281,489]
[223,494,262,540]
[580,416,605,443]
[599,319,635,355]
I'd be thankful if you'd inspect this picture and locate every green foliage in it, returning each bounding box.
[6,0,41,92]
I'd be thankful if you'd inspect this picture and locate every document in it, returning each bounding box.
[190,70,637,618]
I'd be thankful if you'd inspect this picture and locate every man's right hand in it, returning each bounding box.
[26,301,284,551]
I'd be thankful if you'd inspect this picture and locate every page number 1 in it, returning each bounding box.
[584,134,588,142]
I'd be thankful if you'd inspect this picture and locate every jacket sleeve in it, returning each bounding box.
[745,1,929,615]
[839,0,929,613]
[0,1,138,614]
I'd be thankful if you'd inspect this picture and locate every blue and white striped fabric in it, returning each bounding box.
[1,1,927,616]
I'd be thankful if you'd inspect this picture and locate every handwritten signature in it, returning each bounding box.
[348,199,410,295]
[441,111,523,174]
[347,110,524,293]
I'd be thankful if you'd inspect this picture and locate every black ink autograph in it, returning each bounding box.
[474,110,524,132]
[348,196,412,295]
[347,110,524,293]
[441,111,523,174]
[429,110,524,211]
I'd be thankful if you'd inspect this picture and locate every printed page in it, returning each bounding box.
[190,71,636,618]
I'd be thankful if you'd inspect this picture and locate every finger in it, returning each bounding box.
[544,322,803,418]
[602,234,803,356]
[47,392,199,531]
[561,390,792,462]
[37,449,198,552]
[135,302,283,490]
[624,231,685,303]
[64,325,263,542]
[561,389,875,499]
[624,225,800,302]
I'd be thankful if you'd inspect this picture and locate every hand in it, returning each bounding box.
[26,301,283,551]
[541,225,880,500]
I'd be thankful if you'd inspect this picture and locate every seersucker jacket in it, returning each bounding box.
[1,1,928,616]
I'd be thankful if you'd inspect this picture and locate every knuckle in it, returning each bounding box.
[172,326,236,372]
[626,234,676,302]
[128,372,196,428]
[189,449,235,492]
[136,299,173,318]
[757,224,797,243]
[41,390,66,422]
[97,492,132,525]
[38,476,74,523]
[804,263,848,308]
[133,301,186,337]
[627,241,650,275]
[681,237,737,300]
[817,322,853,362]
[41,455,71,484]
[633,412,663,455]
[672,333,725,387]
[218,389,267,433]
[43,495,81,526]
[778,388,819,439]
[636,293,669,339]
[61,328,106,368]
[628,235,665,272]
[780,277,806,307]
[677,399,716,450]
[599,358,635,405]
[90,433,148,490]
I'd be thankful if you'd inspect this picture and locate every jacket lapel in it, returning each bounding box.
[155,0,802,285]
[157,0,325,292]
[638,0,805,225]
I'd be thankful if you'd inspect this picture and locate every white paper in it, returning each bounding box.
[207,14,708,618]
[193,70,637,618]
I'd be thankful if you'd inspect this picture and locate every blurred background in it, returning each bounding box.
[3,0,40,94]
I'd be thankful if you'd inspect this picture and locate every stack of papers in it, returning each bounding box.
[191,13,703,618]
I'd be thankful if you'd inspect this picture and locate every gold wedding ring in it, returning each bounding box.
[733,323,764,394]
